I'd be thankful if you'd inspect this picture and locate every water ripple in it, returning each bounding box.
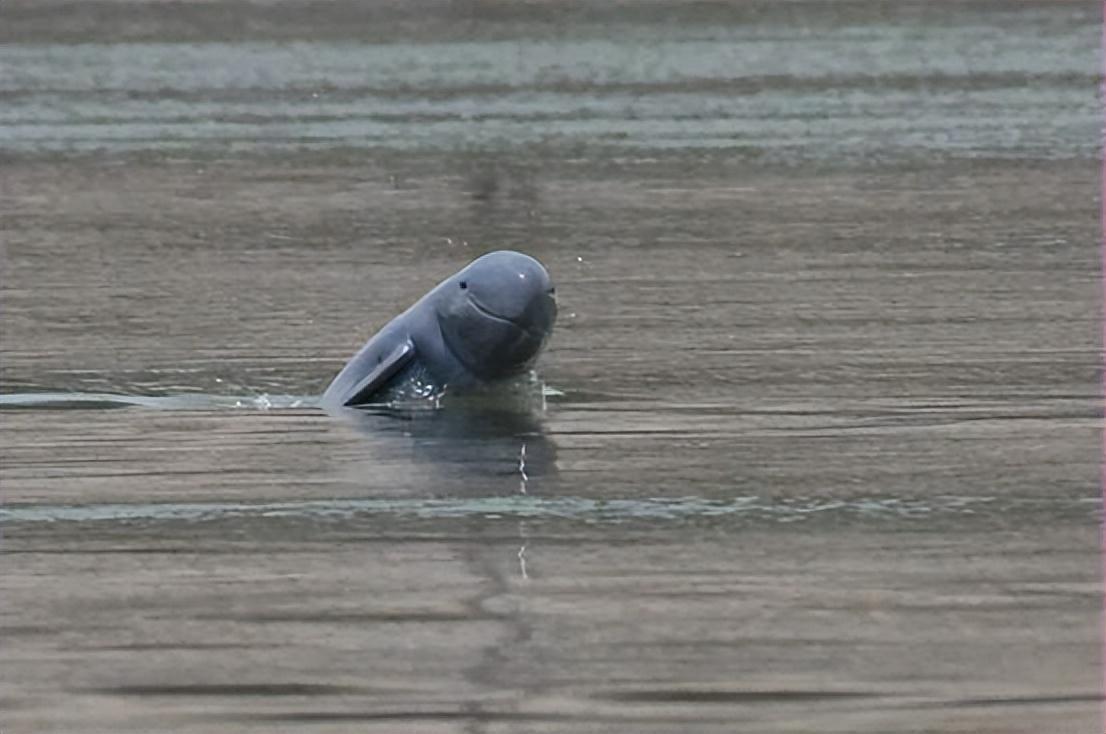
[1,494,1097,525]
[0,392,316,410]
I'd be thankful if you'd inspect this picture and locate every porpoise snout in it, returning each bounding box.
[461,251,556,333]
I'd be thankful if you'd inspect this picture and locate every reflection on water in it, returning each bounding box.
[1,1,1101,732]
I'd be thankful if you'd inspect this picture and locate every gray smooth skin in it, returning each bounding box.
[322,250,557,409]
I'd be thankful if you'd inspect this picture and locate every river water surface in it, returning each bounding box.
[1,1,1102,732]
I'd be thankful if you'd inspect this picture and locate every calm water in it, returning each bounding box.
[1,1,1102,732]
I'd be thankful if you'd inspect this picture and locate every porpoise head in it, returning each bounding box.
[435,250,557,380]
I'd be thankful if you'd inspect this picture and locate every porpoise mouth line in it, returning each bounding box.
[467,294,547,344]
[468,294,524,329]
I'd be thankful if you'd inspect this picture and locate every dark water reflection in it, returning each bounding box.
[1,1,1102,732]
[336,399,559,492]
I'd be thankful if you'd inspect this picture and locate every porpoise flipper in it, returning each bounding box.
[343,339,416,406]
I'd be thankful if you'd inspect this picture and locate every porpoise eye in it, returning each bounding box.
[459,280,467,290]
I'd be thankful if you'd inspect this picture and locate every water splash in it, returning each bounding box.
[518,442,529,495]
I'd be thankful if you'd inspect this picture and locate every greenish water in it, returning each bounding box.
[0,3,1097,159]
